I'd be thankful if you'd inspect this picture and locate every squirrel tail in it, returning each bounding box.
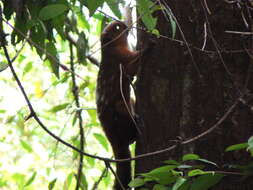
[112,143,131,190]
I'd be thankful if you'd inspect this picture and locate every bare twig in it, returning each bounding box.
[160,0,202,77]
[0,23,244,166]
[201,0,233,76]
[104,161,126,190]
[69,43,85,190]
[65,32,100,67]
[91,167,108,190]
[0,2,250,168]
[2,18,85,81]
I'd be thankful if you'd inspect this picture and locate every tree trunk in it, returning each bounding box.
[135,1,253,189]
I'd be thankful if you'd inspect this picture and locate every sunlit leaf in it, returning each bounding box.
[0,110,6,114]
[24,172,37,187]
[172,177,187,190]
[63,173,74,190]
[79,173,88,189]
[137,0,157,31]
[94,133,109,151]
[34,80,44,98]
[12,173,25,188]
[49,103,69,113]
[142,165,178,185]
[20,140,33,153]
[23,61,33,75]
[48,178,57,190]
[225,143,248,152]
[87,0,104,16]
[39,4,68,20]
[105,0,121,18]
[247,136,253,156]
[182,154,200,161]
[188,169,208,177]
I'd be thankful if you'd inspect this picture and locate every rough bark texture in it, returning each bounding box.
[135,0,253,189]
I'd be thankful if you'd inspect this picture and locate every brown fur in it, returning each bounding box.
[96,21,141,190]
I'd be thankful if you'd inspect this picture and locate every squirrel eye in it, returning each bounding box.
[115,25,120,30]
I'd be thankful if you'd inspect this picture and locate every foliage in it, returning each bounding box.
[0,0,161,189]
[129,137,253,190]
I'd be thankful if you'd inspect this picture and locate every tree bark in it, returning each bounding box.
[135,0,253,189]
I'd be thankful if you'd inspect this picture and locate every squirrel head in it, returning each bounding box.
[101,21,129,46]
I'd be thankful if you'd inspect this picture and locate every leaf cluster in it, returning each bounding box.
[129,136,253,190]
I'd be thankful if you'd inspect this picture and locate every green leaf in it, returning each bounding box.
[76,8,90,31]
[39,4,68,20]
[77,32,88,64]
[11,18,28,44]
[48,178,57,190]
[225,143,248,152]
[24,172,37,187]
[31,24,46,57]
[177,165,192,169]
[172,177,187,190]
[164,160,180,165]
[189,174,224,190]
[142,165,178,185]
[20,140,33,153]
[137,0,157,31]
[129,178,145,188]
[63,172,74,190]
[87,109,99,125]
[94,133,109,151]
[182,154,200,161]
[78,173,88,190]
[188,169,208,177]
[0,110,6,114]
[105,0,121,18]
[12,173,25,188]
[23,61,33,76]
[87,0,104,16]
[45,41,59,78]
[153,184,170,190]
[0,62,8,72]
[49,103,69,113]
[52,14,66,39]
[152,29,160,37]
[178,181,191,190]
[247,137,253,156]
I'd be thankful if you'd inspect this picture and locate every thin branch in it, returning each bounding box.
[91,167,108,190]
[160,0,202,77]
[69,43,85,190]
[119,64,141,135]
[2,18,86,81]
[0,29,244,164]
[0,2,250,167]
[200,0,233,76]
[104,161,126,190]
[65,32,100,67]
